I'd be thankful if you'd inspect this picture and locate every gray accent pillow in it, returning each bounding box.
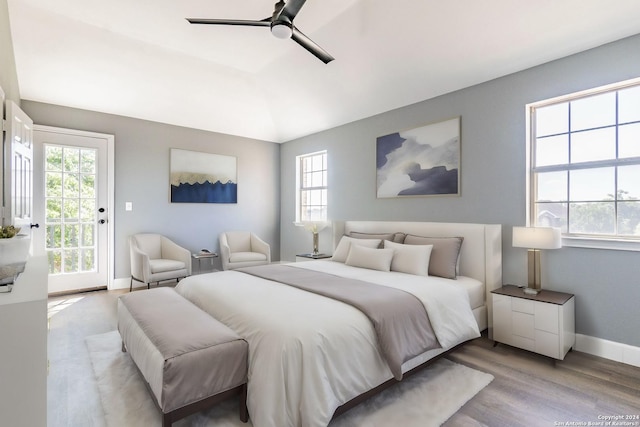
[349,231,406,246]
[403,235,464,279]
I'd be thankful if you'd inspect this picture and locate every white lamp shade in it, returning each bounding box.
[512,226,562,250]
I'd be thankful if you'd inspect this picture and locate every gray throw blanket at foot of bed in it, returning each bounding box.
[237,264,440,380]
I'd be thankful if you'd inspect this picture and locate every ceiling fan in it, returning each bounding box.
[186,0,334,64]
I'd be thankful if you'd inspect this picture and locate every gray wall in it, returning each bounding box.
[281,34,640,348]
[22,101,281,280]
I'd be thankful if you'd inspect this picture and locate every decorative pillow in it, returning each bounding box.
[403,235,464,279]
[332,236,382,263]
[349,231,406,245]
[383,240,433,276]
[345,244,394,272]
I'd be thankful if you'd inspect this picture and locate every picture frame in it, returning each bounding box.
[376,117,460,198]
[170,148,237,203]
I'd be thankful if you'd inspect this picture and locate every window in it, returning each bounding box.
[296,151,327,222]
[528,79,640,248]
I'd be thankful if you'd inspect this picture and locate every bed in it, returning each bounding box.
[173,221,502,427]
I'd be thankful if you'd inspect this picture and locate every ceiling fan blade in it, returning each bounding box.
[186,18,271,28]
[291,26,334,64]
[279,0,307,21]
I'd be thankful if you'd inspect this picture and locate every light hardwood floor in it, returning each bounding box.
[47,287,640,427]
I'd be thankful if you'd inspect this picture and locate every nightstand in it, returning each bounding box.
[492,285,575,360]
[295,253,332,262]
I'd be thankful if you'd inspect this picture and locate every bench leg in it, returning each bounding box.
[239,383,248,423]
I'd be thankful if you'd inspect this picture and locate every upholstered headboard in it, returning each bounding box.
[332,220,502,337]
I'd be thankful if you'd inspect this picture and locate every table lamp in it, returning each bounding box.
[512,226,562,295]
[295,221,330,256]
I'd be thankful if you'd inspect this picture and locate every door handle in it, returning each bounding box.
[98,208,105,213]
[99,219,107,224]
[30,223,40,229]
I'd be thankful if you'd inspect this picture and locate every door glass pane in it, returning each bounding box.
[81,249,95,271]
[46,146,63,171]
[64,249,79,273]
[46,172,62,197]
[64,173,80,198]
[80,149,96,174]
[46,198,61,222]
[570,92,616,131]
[63,148,80,172]
[63,199,79,222]
[569,167,615,201]
[48,251,62,274]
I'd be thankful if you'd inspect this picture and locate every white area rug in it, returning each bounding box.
[87,330,493,427]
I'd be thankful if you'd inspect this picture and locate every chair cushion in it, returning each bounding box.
[149,259,186,274]
[229,252,267,263]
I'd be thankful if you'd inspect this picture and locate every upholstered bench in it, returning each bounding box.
[117,287,248,426]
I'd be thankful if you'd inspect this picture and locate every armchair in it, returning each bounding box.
[129,233,192,291]
[219,231,271,270]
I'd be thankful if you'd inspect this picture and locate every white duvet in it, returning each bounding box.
[174,261,480,427]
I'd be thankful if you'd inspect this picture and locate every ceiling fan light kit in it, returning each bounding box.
[187,0,334,63]
[271,20,293,39]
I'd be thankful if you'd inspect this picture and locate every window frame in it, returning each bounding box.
[526,77,640,252]
[295,150,328,223]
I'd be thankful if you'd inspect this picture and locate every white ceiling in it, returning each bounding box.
[8,0,640,143]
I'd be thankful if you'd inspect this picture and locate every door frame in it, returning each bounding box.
[33,125,115,290]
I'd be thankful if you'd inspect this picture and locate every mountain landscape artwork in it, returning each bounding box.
[376,117,460,198]
[170,149,237,203]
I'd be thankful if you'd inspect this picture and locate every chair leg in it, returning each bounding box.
[130,277,133,292]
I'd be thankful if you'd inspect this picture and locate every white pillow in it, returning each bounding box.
[345,244,394,272]
[383,240,433,276]
[332,236,382,263]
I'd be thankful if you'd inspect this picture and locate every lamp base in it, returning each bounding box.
[523,287,540,295]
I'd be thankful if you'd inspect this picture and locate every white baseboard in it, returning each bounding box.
[575,334,640,368]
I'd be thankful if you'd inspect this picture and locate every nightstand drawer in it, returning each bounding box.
[536,330,560,359]
[535,302,560,334]
[511,334,535,353]
[512,311,534,339]
[512,297,534,314]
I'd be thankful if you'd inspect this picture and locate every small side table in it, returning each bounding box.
[191,252,219,274]
[295,253,332,262]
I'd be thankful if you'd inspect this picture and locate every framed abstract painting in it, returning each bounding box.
[170,148,237,203]
[376,117,460,198]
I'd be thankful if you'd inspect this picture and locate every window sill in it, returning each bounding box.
[562,236,640,252]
